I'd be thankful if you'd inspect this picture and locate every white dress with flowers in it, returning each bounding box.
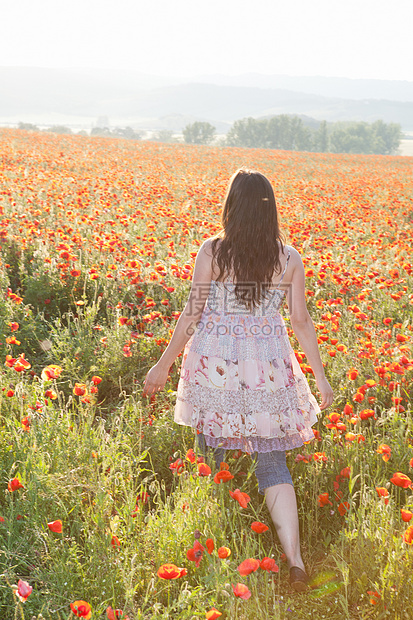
[174,249,321,453]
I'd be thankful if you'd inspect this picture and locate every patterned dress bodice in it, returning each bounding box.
[206,280,286,317]
[205,248,291,318]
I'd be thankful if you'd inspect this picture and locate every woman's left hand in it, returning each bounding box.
[142,363,170,397]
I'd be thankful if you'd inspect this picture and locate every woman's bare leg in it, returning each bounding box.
[265,483,306,571]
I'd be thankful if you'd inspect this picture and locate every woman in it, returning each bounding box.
[143,168,334,591]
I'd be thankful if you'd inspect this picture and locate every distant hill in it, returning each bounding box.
[1,67,412,131]
[193,73,413,103]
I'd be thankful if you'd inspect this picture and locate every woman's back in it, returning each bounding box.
[209,238,291,290]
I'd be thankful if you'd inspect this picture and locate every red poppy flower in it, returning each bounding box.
[198,462,211,476]
[237,558,260,576]
[91,375,102,385]
[111,535,121,548]
[390,472,412,489]
[375,487,389,505]
[41,364,63,381]
[73,383,87,396]
[376,444,391,461]
[367,590,381,605]
[401,509,412,522]
[47,519,63,533]
[318,492,332,507]
[260,557,279,572]
[340,467,351,478]
[402,524,413,545]
[186,448,196,463]
[187,541,204,567]
[229,488,250,508]
[337,501,350,516]
[217,546,231,559]
[107,607,130,619]
[214,470,234,484]
[347,368,358,380]
[14,579,32,602]
[205,538,215,554]
[70,601,92,619]
[157,563,187,579]
[232,583,251,599]
[8,478,24,492]
[169,458,185,474]
[251,521,269,533]
[206,608,222,620]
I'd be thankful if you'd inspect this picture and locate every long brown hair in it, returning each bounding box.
[211,168,286,310]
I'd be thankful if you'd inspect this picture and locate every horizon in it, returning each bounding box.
[2,66,413,84]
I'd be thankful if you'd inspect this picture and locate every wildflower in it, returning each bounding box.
[237,558,260,576]
[318,493,332,507]
[312,452,328,462]
[206,609,222,620]
[337,501,350,516]
[198,462,211,476]
[217,547,231,558]
[111,535,121,548]
[8,478,24,492]
[6,335,21,345]
[401,509,412,522]
[295,453,310,463]
[232,583,251,600]
[20,416,30,432]
[402,525,413,544]
[70,601,92,618]
[73,383,87,396]
[186,448,196,463]
[13,354,31,372]
[169,458,185,475]
[340,467,351,479]
[376,487,389,505]
[376,444,391,462]
[347,368,358,380]
[214,469,234,483]
[260,557,279,572]
[343,404,353,416]
[359,409,375,420]
[136,492,150,504]
[47,520,63,533]
[41,364,63,380]
[187,540,204,567]
[251,521,269,533]
[107,607,130,619]
[91,375,102,385]
[390,472,412,489]
[229,488,250,508]
[157,564,187,579]
[205,538,215,554]
[367,590,381,605]
[14,580,32,602]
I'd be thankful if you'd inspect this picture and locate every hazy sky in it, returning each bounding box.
[2,0,413,81]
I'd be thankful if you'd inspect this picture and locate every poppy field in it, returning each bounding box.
[0,128,412,619]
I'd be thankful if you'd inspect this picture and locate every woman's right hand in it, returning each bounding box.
[315,376,334,410]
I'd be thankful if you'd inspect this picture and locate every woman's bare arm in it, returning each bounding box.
[142,239,213,397]
[285,248,334,409]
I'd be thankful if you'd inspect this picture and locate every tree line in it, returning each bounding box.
[16,117,402,155]
[183,117,401,155]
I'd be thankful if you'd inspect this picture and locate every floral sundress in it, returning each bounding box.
[174,249,321,453]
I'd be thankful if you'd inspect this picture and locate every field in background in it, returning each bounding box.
[0,129,412,619]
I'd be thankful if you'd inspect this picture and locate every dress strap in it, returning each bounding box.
[275,248,291,290]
